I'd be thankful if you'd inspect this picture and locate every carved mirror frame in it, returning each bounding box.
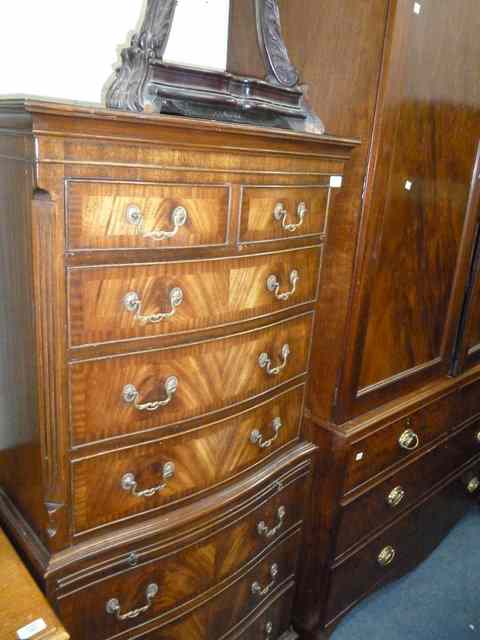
[105,0,324,132]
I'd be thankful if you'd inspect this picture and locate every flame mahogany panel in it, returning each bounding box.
[67,247,322,347]
[71,386,304,533]
[343,0,480,413]
[69,313,313,446]
[56,527,300,640]
[239,184,330,243]
[66,181,231,250]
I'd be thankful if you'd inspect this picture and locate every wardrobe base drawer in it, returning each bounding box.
[336,422,480,556]
[326,469,477,627]
[344,392,455,492]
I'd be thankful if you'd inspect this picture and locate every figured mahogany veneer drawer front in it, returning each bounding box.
[70,313,313,445]
[239,185,330,243]
[57,527,300,640]
[71,385,304,533]
[68,247,322,347]
[336,421,480,557]
[344,393,454,492]
[75,583,295,640]
[66,180,231,250]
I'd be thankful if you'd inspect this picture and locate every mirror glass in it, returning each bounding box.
[163,0,231,71]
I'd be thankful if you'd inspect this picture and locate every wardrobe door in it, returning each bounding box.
[453,143,480,374]
[338,0,480,419]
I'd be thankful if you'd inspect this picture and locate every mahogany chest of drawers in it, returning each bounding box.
[0,98,356,640]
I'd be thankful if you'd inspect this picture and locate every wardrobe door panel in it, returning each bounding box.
[341,0,480,418]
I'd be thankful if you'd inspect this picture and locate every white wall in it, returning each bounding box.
[0,0,230,105]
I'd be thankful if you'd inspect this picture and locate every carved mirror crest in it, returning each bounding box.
[105,0,324,133]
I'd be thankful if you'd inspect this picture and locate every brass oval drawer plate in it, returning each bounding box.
[377,545,396,567]
[387,486,405,508]
[466,477,479,493]
[398,428,420,451]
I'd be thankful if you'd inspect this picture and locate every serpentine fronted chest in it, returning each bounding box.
[0,98,356,640]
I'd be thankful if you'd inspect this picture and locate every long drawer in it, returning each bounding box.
[71,385,304,533]
[336,420,480,556]
[67,247,322,347]
[92,582,295,640]
[344,392,455,492]
[57,526,300,640]
[66,180,231,250]
[69,313,313,445]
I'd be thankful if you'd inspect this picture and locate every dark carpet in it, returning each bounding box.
[332,506,480,640]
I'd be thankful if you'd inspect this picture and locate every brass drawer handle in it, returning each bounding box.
[122,376,177,411]
[274,201,307,232]
[123,287,184,324]
[398,428,419,451]
[377,546,396,567]
[467,477,480,494]
[251,563,278,597]
[121,462,175,498]
[126,204,188,240]
[265,621,274,638]
[387,486,405,508]
[251,417,283,449]
[267,270,299,301]
[257,506,286,538]
[258,344,290,376]
[476,430,480,444]
[106,583,158,621]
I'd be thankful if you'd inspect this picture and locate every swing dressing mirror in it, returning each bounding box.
[105,0,324,132]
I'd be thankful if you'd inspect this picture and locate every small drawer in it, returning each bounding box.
[344,393,454,492]
[68,247,322,347]
[69,313,313,445]
[66,180,231,250]
[239,185,330,243]
[57,524,300,640]
[72,386,304,533]
[335,425,479,556]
